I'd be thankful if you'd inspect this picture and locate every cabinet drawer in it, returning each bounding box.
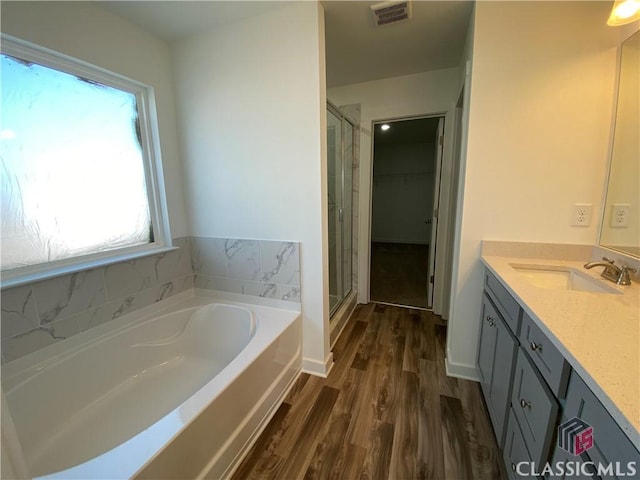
[563,371,640,479]
[511,350,559,466]
[485,270,522,335]
[504,409,541,480]
[520,312,571,398]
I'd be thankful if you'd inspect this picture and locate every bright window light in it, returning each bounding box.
[381,124,391,131]
[0,36,170,284]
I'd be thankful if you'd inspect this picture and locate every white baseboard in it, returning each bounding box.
[302,352,334,378]
[445,356,479,381]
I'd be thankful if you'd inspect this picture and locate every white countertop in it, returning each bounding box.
[481,249,639,445]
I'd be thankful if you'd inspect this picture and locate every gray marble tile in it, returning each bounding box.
[110,282,169,320]
[1,314,80,363]
[242,281,301,303]
[169,237,193,277]
[192,237,260,280]
[1,284,39,339]
[74,304,116,333]
[103,256,156,300]
[195,274,243,294]
[75,275,194,334]
[2,328,60,363]
[259,241,300,286]
[103,242,191,301]
[33,269,107,324]
[174,274,195,294]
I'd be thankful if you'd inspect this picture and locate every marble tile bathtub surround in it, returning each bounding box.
[103,236,192,299]
[1,236,301,363]
[190,237,301,303]
[1,237,194,363]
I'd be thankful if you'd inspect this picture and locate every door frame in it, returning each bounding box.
[327,100,355,316]
[427,117,445,308]
[366,112,447,310]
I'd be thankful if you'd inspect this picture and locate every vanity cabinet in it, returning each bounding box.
[549,371,640,480]
[519,312,571,398]
[477,273,520,448]
[503,409,537,479]
[510,349,558,466]
[478,268,640,480]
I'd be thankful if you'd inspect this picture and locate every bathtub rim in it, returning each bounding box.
[2,289,300,388]
[2,289,301,479]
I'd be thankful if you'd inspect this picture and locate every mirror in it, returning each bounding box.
[600,30,640,258]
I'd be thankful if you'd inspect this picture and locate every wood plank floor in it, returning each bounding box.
[370,243,429,308]
[232,303,505,480]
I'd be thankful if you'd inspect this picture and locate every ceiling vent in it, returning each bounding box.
[370,1,411,27]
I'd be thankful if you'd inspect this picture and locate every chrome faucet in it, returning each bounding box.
[584,257,636,286]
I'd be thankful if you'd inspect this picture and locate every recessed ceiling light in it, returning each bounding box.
[381,124,390,131]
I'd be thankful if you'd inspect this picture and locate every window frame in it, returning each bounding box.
[0,35,173,289]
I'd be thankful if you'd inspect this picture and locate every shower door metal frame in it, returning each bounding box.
[328,101,355,316]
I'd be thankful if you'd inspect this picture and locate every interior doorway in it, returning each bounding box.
[369,116,444,309]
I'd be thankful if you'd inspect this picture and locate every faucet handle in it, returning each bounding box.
[603,256,616,264]
[618,265,637,286]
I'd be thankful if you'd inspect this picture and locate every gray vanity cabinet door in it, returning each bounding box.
[478,293,519,448]
[563,371,640,479]
[547,434,595,479]
[504,409,541,480]
[478,294,499,395]
[511,350,559,466]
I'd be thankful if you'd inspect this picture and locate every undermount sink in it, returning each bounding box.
[510,264,622,295]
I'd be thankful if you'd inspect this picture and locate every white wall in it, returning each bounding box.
[1,1,189,239]
[372,142,435,244]
[447,1,622,378]
[328,67,461,308]
[171,3,330,373]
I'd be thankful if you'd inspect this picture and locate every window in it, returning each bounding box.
[0,36,171,287]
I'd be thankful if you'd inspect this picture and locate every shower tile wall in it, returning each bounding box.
[1,237,194,363]
[191,237,301,303]
[1,236,302,363]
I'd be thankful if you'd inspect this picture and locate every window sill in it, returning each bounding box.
[1,244,179,290]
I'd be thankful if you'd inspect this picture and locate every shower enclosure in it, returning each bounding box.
[327,102,354,315]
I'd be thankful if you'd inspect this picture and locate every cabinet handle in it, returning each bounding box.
[485,315,493,323]
[520,398,531,409]
[530,342,542,352]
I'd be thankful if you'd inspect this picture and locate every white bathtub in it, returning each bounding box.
[1,290,302,479]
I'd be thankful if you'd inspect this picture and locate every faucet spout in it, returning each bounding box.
[584,258,635,286]
[584,261,621,273]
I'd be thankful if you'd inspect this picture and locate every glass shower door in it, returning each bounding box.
[327,108,343,313]
[342,121,353,300]
[327,104,353,315]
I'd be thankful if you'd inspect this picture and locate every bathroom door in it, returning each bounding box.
[427,118,444,308]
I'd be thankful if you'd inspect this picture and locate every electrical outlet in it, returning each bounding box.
[610,203,631,227]
[572,203,592,226]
